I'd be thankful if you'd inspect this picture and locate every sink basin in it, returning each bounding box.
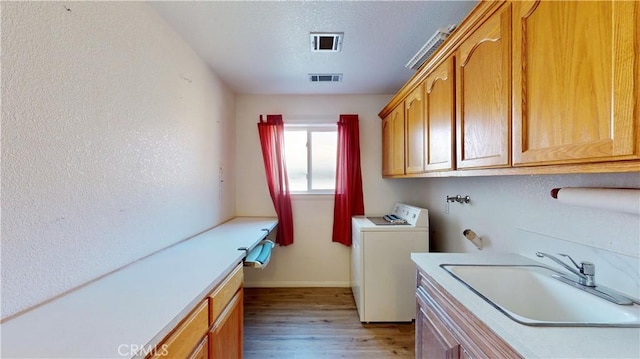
[441,264,640,327]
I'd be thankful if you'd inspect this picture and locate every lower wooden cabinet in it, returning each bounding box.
[416,288,460,359]
[209,290,243,359]
[208,264,244,358]
[415,268,521,359]
[150,300,209,358]
[148,263,244,359]
[189,337,209,359]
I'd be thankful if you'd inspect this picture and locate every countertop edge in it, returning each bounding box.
[0,217,278,358]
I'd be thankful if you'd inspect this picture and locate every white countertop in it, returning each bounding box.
[411,253,640,359]
[1,217,277,358]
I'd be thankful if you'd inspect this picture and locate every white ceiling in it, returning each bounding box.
[150,1,478,95]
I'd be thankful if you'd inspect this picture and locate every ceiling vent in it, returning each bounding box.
[310,32,343,52]
[309,73,343,82]
[405,25,456,70]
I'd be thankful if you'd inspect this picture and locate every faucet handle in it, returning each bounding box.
[558,253,581,270]
[580,261,596,286]
[581,261,595,276]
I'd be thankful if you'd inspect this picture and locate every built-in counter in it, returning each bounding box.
[1,217,277,358]
[411,253,640,358]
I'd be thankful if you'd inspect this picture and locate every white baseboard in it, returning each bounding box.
[244,280,351,288]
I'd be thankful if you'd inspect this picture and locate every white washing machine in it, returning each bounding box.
[351,203,429,322]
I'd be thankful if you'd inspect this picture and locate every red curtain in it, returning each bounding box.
[257,115,294,246]
[332,114,365,246]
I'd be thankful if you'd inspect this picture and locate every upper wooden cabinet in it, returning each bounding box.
[424,56,456,172]
[512,0,639,166]
[456,3,512,169]
[405,84,426,173]
[382,104,406,176]
[378,0,639,178]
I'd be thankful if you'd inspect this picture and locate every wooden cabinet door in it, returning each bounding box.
[381,115,393,176]
[151,300,209,359]
[415,289,460,359]
[425,57,456,172]
[456,4,511,169]
[209,289,243,359]
[189,337,209,359]
[382,105,406,176]
[405,84,425,173]
[512,0,639,165]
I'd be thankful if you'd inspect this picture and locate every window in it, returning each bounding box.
[284,123,337,194]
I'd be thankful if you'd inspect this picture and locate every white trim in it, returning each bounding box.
[290,193,334,201]
[244,280,350,288]
[282,115,338,124]
[284,122,337,129]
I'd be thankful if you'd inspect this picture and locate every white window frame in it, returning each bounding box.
[284,122,337,195]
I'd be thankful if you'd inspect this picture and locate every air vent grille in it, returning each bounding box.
[405,25,456,71]
[309,73,343,82]
[310,32,344,52]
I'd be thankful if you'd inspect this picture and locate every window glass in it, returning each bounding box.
[284,130,307,192]
[310,131,337,190]
[284,124,337,193]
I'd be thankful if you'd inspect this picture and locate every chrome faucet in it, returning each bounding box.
[536,252,637,305]
[536,252,595,287]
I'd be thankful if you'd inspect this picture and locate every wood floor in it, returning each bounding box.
[243,287,415,358]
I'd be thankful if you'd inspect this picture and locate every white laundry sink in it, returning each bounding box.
[441,264,640,327]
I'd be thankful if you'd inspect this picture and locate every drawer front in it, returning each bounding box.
[209,264,243,323]
[153,300,209,358]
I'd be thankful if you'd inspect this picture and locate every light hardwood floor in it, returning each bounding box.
[244,287,415,358]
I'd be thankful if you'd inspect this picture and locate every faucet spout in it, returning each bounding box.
[536,252,595,287]
[536,251,637,305]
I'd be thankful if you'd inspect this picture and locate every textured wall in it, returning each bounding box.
[1,2,236,319]
[402,173,639,257]
[400,172,640,297]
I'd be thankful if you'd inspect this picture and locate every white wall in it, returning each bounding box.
[1,2,236,319]
[402,174,639,257]
[400,173,640,297]
[235,94,421,287]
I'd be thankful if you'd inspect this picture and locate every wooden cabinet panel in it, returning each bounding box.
[382,116,393,175]
[424,57,456,172]
[415,289,460,359]
[152,300,209,359]
[415,269,522,359]
[189,337,209,359]
[405,84,425,173]
[209,289,243,359]
[148,263,245,359]
[456,4,511,169]
[382,105,406,176]
[512,0,639,165]
[379,0,638,177]
[210,264,243,324]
